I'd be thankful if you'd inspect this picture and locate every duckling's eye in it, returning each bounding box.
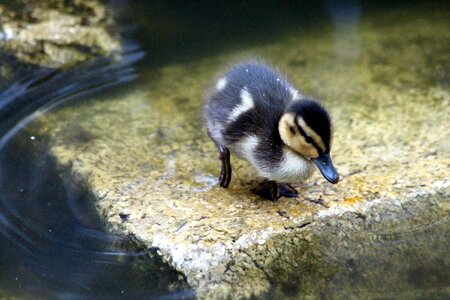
[289,126,296,135]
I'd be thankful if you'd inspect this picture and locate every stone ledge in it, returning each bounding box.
[34,6,450,297]
[37,81,449,296]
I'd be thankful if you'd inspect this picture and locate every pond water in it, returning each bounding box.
[0,0,449,299]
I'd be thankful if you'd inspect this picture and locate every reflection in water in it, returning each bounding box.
[325,0,361,61]
[0,45,143,137]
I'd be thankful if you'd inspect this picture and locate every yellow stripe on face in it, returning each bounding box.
[279,113,319,158]
[296,117,326,152]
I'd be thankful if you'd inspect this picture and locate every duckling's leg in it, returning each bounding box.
[251,180,298,201]
[217,144,232,188]
[207,130,232,188]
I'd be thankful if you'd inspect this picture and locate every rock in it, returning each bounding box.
[0,0,120,68]
[35,4,449,299]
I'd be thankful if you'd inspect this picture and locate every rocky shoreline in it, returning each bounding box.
[0,0,120,68]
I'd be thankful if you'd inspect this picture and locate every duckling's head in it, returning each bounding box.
[278,99,339,184]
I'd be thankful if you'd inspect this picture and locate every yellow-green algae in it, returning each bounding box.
[33,4,450,299]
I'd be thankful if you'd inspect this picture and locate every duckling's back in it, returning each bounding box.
[204,62,299,147]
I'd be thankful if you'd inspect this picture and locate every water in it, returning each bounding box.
[0,0,449,299]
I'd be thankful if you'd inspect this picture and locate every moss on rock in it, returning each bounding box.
[0,0,120,68]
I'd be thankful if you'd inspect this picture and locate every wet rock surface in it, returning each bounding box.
[34,4,450,299]
[0,0,120,68]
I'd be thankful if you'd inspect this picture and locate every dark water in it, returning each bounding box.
[0,128,188,299]
[0,0,449,299]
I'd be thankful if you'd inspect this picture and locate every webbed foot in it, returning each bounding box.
[251,180,298,201]
[278,183,298,198]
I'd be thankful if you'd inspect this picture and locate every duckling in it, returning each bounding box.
[203,61,339,201]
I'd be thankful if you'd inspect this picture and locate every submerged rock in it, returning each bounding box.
[0,0,120,68]
[35,3,449,299]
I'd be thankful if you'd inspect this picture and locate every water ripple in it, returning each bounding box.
[0,45,188,298]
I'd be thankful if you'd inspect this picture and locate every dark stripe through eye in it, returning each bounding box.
[297,125,323,155]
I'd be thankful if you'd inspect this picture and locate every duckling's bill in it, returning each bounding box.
[312,153,339,184]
